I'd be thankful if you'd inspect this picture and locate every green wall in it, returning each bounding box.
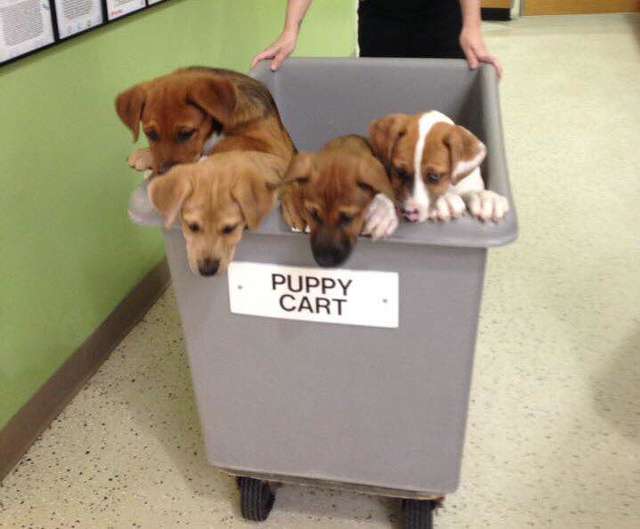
[0,0,356,430]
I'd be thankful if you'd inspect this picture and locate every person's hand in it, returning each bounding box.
[251,29,299,71]
[459,24,503,79]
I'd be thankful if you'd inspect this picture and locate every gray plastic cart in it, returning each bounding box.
[129,59,517,529]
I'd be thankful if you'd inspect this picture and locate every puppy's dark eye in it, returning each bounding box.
[222,224,239,235]
[309,208,322,225]
[396,168,411,182]
[188,223,200,233]
[339,213,354,227]
[177,129,196,144]
[146,130,160,143]
[427,172,441,183]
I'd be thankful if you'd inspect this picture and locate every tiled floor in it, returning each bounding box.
[2,13,640,529]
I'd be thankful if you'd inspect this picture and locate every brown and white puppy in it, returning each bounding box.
[283,135,398,268]
[369,110,509,223]
[148,151,285,276]
[116,67,295,175]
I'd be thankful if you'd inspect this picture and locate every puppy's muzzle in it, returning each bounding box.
[311,238,352,268]
[402,206,420,223]
[198,258,220,277]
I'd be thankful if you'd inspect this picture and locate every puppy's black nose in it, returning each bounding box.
[312,244,351,268]
[198,258,220,277]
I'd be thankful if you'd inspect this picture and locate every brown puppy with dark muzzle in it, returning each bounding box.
[283,135,398,268]
[116,67,295,175]
[148,152,286,276]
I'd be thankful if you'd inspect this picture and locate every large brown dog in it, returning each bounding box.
[283,135,398,268]
[116,67,296,174]
[148,151,286,276]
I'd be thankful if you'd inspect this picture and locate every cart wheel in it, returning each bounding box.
[238,477,275,522]
[403,499,436,529]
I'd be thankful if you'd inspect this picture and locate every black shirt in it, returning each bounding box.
[359,0,459,21]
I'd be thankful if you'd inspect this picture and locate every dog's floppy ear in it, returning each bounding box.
[281,153,314,187]
[247,152,289,185]
[368,114,409,165]
[187,76,237,127]
[356,158,395,200]
[444,125,486,183]
[147,168,193,229]
[115,84,147,142]
[232,173,277,230]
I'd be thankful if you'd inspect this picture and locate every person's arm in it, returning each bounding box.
[251,0,314,71]
[458,0,503,78]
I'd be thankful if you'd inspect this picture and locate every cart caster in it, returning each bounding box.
[237,477,275,521]
[402,499,437,529]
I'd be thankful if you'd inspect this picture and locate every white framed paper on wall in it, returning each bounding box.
[0,0,55,63]
[105,0,144,20]
[1,0,173,66]
[53,0,103,39]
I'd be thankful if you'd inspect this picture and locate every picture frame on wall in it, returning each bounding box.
[52,0,104,39]
[105,0,145,21]
[0,0,56,63]
[1,0,169,65]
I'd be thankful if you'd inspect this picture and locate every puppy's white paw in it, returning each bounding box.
[363,193,399,240]
[428,193,466,222]
[466,190,509,222]
[128,149,153,172]
[290,225,311,233]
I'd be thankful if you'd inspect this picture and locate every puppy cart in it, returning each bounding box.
[129,59,517,529]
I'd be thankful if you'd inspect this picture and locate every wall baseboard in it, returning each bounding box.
[0,259,171,482]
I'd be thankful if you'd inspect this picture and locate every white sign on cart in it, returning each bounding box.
[228,262,399,329]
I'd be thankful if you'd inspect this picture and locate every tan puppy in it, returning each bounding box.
[148,152,285,276]
[283,135,398,268]
[116,67,295,175]
[369,110,509,223]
